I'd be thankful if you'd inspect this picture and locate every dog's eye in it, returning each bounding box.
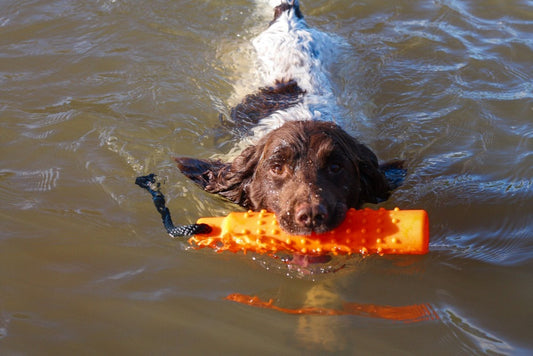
[328,163,343,175]
[270,163,285,175]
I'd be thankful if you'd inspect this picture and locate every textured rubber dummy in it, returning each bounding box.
[190,208,429,256]
[135,174,428,256]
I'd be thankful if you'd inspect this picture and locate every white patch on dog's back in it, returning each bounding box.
[217,0,350,159]
[249,1,348,138]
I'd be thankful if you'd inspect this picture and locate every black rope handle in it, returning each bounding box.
[135,174,212,238]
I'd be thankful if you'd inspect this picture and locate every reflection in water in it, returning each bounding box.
[226,292,438,321]
[227,285,438,352]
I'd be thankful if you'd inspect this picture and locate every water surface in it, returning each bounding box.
[1,0,532,354]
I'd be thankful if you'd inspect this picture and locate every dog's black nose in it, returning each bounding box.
[295,203,328,229]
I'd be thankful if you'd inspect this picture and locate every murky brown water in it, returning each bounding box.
[1,0,532,354]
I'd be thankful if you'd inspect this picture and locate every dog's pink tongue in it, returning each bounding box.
[291,254,332,267]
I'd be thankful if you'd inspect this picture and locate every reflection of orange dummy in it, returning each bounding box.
[225,293,438,322]
[190,208,429,256]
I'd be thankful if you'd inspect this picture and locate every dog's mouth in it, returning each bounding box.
[289,254,333,266]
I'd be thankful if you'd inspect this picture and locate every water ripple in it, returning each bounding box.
[0,168,61,192]
[442,308,514,355]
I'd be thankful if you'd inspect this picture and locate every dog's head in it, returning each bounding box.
[177,121,401,235]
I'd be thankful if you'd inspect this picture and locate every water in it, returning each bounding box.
[1,0,531,354]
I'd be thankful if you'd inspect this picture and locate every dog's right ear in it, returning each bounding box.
[175,145,261,208]
[175,157,229,190]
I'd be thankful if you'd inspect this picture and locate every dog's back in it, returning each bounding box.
[235,0,346,140]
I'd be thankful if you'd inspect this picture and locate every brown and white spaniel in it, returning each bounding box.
[177,0,404,235]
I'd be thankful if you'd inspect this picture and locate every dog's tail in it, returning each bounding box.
[265,0,299,7]
[253,0,302,21]
[270,0,303,23]
[257,0,303,24]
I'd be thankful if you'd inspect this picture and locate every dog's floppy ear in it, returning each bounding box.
[353,144,395,204]
[175,157,228,190]
[329,127,400,205]
[175,144,262,208]
[379,160,406,191]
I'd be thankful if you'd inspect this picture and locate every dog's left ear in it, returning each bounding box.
[379,160,406,191]
[354,145,405,204]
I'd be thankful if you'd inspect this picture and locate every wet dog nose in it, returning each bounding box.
[295,203,328,229]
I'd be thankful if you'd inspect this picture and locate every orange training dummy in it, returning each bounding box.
[190,207,429,256]
[134,175,429,256]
